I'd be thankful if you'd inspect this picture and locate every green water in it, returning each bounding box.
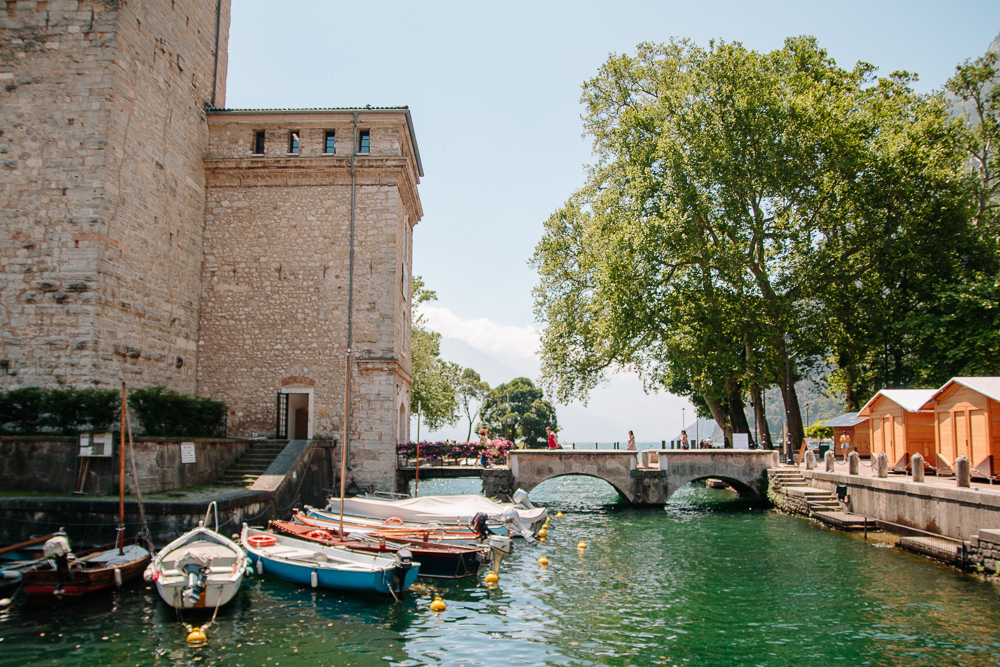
[2,477,1000,666]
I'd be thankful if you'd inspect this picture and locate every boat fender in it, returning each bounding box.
[310,570,318,588]
[245,566,254,578]
[255,558,264,576]
[142,566,153,583]
[114,567,122,588]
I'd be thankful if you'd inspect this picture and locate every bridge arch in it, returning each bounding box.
[502,450,773,506]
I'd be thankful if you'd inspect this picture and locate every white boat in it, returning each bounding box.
[326,492,548,538]
[143,503,250,609]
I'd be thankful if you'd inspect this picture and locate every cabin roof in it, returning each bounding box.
[824,412,866,428]
[922,377,1000,408]
[858,389,937,417]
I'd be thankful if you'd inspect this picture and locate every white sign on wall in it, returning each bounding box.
[733,433,749,450]
[181,442,196,464]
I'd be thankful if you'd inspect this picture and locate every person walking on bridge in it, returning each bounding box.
[627,430,636,451]
[546,427,560,449]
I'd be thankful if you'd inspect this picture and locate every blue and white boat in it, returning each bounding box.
[240,525,419,597]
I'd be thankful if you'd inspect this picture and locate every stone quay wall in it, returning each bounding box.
[0,435,246,495]
[0,0,231,392]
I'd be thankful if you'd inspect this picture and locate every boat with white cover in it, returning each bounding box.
[143,502,250,609]
[326,492,547,538]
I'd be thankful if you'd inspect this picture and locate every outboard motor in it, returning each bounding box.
[512,488,535,509]
[391,549,413,594]
[42,535,73,583]
[176,551,211,606]
[470,512,493,540]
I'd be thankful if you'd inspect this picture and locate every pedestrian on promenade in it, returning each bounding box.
[627,430,636,451]
[681,430,689,449]
[546,427,560,449]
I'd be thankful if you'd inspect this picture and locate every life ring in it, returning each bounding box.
[247,534,276,548]
[306,530,332,541]
[383,516,405,526]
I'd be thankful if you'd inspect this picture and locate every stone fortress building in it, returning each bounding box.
[0,1,422,491]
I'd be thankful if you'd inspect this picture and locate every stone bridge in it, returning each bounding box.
[483,449,775,506]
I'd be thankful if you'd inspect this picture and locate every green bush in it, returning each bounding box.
[43,388,120,434]
[0,387,46,433]
[129,386,227,437]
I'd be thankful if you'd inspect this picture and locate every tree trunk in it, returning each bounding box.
[701,391,728,447]
[777,343,804,461]
[725,377,752,441]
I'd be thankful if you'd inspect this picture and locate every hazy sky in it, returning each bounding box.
[226,1,1000,442]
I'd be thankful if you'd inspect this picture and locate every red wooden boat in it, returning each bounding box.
[21,381,151,599]
[271,519,486,579]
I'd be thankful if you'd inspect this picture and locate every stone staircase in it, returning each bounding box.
[217,440,289,488]
[769,469,841,514]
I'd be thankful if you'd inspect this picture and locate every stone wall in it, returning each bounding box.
[198,110,421,492]
[0,435,245,495]
[0,0,231,392]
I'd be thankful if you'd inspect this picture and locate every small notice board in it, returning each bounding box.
[733,433,749,450]
[78,432,113,458]
[181,442,196,464]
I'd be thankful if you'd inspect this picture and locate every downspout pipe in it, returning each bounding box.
[345,111,358,471]
[211,0,222,108]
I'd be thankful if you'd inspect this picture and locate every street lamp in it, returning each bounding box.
[682,407,685,448]
[783,334,793,465]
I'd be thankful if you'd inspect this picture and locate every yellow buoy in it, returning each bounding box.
[538,555,549,566]
[577,541,587,549]
[430,596,446,612]
[556,512,563,517]
[484,570,499,584]
[538,527,547,539]
[186,627,208,645]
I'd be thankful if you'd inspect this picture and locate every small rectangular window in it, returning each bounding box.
[288,130,300,155]
[358,129,370,154]
[253,130,265,155]
[324,130,336,154]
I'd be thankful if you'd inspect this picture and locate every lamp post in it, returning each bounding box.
[783,334,793,465]
[682,407,685,448]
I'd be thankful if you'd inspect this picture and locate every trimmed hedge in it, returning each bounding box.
[0,385,227,437]
[129,386,227,438]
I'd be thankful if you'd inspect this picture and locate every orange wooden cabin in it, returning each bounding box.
[922,377,1000,479]
[824,412,870,457]
[857,389,937,469]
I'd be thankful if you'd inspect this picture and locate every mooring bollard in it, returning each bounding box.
[911,452,924,482]
[848,451,860,475]
[876,452,888,478]
[805,450,816,470]
[956,455,971,488]
[825,450,835,472]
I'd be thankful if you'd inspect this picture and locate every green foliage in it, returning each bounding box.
[456,367,490,441]
[129,386,227,437]
[409,276,460,431]
[804,420,833,439]
[0,387,46,434]
[43,388,120,434]
[479,377,558,448]
[0,387,119,435]
[532,35,982,447]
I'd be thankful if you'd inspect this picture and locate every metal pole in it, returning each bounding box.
[784,334,792,464]
[118,380,126,555]
[415,400,421,497]
[339,349,351,537]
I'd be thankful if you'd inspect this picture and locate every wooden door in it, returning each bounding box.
[971,409,988,466]
[294,407,309,439]
[955,410,969,460]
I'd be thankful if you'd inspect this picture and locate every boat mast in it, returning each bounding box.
[118,380,126,555]
[339,348,351,537]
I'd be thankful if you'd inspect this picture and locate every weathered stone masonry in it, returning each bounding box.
[1,0,230,391]
[1,2,423,493]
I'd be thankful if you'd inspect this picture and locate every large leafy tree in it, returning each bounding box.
[409,277,459,431]
[479,377,557,448]
[533,37,973,451]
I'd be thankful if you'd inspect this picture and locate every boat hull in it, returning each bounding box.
[146,527,249,609]
[241,526,419,596]
[22,543,150,599]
